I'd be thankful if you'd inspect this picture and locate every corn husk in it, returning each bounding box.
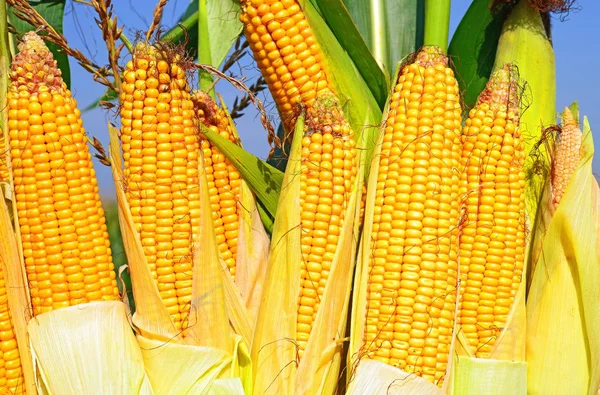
[493,0,556,238]
[526,110,600,395]
[346,360,443,395]
[108,124,252,394]
[28,301,152,395]
[216,95,269,325]
[0,190,36,394]
[250,113,364,394]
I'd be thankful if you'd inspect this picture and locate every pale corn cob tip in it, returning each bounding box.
[10,32,63,94]
[476,64,520,122]
[551,107,583,207]
[304,92,350,137]
[414,46,448,68]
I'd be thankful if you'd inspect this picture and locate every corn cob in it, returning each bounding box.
[551,107,583,208]
[8,32,119,316]
[458,64,525,358]
[361,46,462,386]
[240,0,331,132]
[297,92,357,358]
[0,265,24,394]
[192,92,241,278]
[120,44,199,330]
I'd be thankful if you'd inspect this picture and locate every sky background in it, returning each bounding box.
[56,0,599,200]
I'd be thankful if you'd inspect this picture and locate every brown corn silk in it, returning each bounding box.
[8,32,119,316]
[551,107,583,208]
[240,0,331,134]
[457,65,526,358]
[119,43,201,331]
[360,47,462,387]
[192,91,241,278]
[297,91,358,358]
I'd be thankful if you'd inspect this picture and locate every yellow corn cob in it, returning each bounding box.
[362,47,462,386]
[120,44,199,330]
[7,32,119,316]
[297,92,357,358]
[458,64,525,358]
[240,0,331,132]
[192,92,241,278]
[551,107,583,208]
[0,265,24,394]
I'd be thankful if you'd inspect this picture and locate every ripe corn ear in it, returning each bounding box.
[192,91,241,278]
[352,46,462,388]
[240,0,332,132]
[551,107,583,208]
[8,32,119,316]
[119,44,200,330]
[297,92,358,358]
[458,64,526,358]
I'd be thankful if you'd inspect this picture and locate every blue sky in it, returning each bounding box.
[59,0,599,200]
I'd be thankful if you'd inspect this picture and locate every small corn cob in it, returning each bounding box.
[297,92,357,358]
[120,44,199,330]
[362,47,462,386]
[192,92,241,278]
[240,0,331,132]
[551,107,583,207]
[0,266,24,394]
[8,32,119,315]
[458,64,526,358]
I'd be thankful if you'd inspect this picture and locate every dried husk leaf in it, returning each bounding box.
[28,301,153,395]
[526,116,600,395]
[346,360,443,395]
[108,124,252,392]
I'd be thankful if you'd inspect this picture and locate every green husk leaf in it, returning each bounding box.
[341,0,424,77]
[527,112,600,395]
[448,0,510,109]
[203,128,283,221]
[493,0,556,233]
[451,356,526,395]
[9,0,70,88]
[162,0,241,69]
[423,0,451,52]
[303,0,382,150]
[309,0,388,108]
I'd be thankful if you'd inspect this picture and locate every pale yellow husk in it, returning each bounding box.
[526,115,600,395]
[251,114,364,395]
[108,124,252,394]
[28,301,152,395]
[346,360,443,395]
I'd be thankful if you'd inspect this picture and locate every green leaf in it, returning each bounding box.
[448,0,509,110]
[203,128,283,222]
[162,0,241,69]
[83,88,118,112]
[310,0,388,108]
[104,201,134,313]
[341,0,424,76]
[9,0,70,88]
